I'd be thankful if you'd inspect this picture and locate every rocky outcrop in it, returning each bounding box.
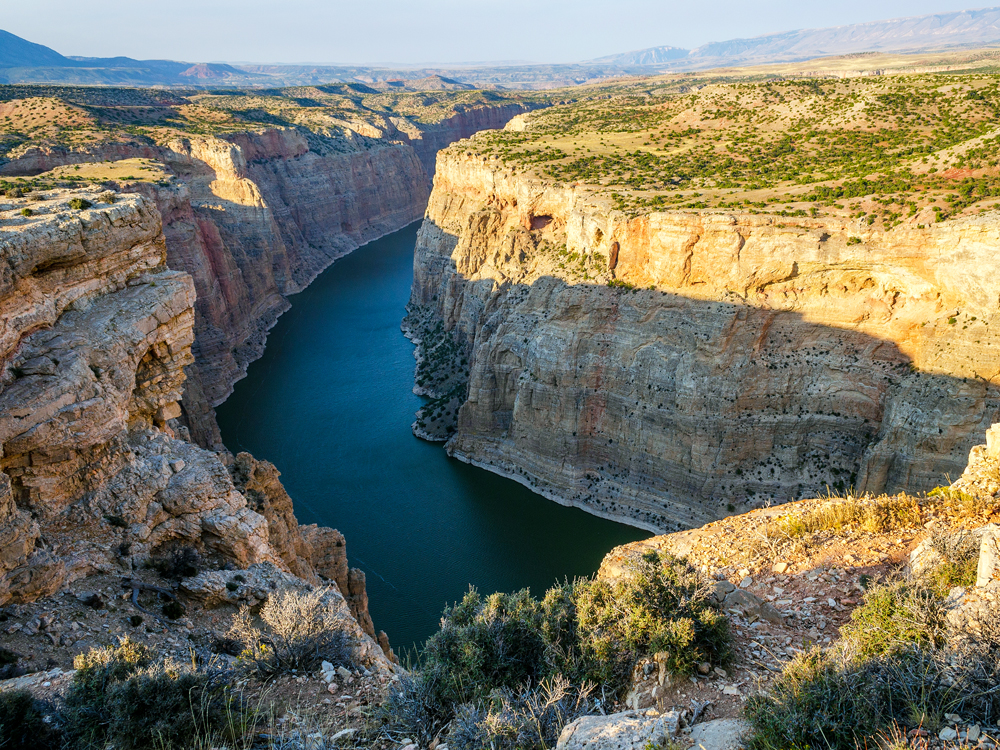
[408,147,1000,531]
[0,191,387,663]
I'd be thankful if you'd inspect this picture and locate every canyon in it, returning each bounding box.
[408,145,1000,532]
[0,97,533,448]
[0,90,534,664]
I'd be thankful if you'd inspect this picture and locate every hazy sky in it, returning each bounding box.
[3,0,989,65]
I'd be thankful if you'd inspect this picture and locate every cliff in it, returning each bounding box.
[0,190,388,663]
[407,148,1000,532]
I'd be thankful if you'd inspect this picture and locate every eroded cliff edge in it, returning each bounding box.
[0,190,391,665]
[407,147,1000,532]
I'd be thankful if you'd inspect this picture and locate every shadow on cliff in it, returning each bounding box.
[413,256,1000,529]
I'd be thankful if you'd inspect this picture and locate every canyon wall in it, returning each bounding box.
[408,148,1000,532]
[0,191,388,661]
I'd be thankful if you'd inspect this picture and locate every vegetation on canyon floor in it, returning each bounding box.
[464,74,1000,223]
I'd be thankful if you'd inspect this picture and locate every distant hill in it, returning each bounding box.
[0,29,71,68]
[0,30,269,86]
[2,7,1000,91]
[592,7,1000,69]
[589,46,690,66]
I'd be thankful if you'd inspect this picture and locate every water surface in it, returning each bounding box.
[216,224,650,650]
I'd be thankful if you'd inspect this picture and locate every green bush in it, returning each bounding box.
[745,649,865,750]
[924,532,981,595]
[373,552,730,746]
[20,208,32,217]
[576,552,731,684]
[839,579,948,659]
[448,677,598,750]
[63,638,251,750]
[746,583,1000,749]
[0,690,61,750]
[68,197,92,210]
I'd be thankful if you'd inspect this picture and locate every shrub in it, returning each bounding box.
[372,552,730,746]
[420,588,553,706]
[228,587,352,677]
[20,208,32,217]
[152,546,201,579]
[98,191,116,204]
[839,579,948,659]
[162,600,185,620]
[373,672,450,746]
[0,690,61,750]
[68,197,92,210]
[745,585,1000,749]
[63,638,251,750]
[924,532,980,595]
[448,676,598,750]
[778,494,922,537]
[0,646,22,680]
[575,552,731,684]
[745,649,864,750]
[928,485,997,519]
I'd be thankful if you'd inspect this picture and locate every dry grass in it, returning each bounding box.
[38,158,169,184]
[777,493,924,538]
[228,587,352,678]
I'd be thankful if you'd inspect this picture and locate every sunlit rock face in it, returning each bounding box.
[409,148,1000,532]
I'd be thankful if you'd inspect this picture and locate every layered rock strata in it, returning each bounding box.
[408,147,1000,531]
[0,191,389,663]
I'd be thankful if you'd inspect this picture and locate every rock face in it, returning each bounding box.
[408,148,1000,531]
[0,192,384,662]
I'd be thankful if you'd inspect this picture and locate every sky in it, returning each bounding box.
[1,0,990,65]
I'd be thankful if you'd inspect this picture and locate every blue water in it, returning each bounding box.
[215,223,649,651]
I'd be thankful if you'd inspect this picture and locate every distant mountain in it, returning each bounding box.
[177,62,255,80]
[0,29,271,86]
[0,29,71,68]
[590,7,1000,70]
[589,46,690,66]
[3,7,1000,91]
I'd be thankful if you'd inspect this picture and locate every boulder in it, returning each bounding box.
[976,525,1000,588]
[721,589,783,625]
[556,709,681,750]
[687,719,748,750]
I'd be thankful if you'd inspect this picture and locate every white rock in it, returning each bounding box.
[687,719,748,750]
[977,525,1000,588]
[939,727,959,741]
[556,709,681,749]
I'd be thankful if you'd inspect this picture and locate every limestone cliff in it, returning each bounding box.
[0,191,387,660]
[408,147,1000,532]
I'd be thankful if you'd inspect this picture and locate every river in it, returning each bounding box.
[215,223,650,651]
